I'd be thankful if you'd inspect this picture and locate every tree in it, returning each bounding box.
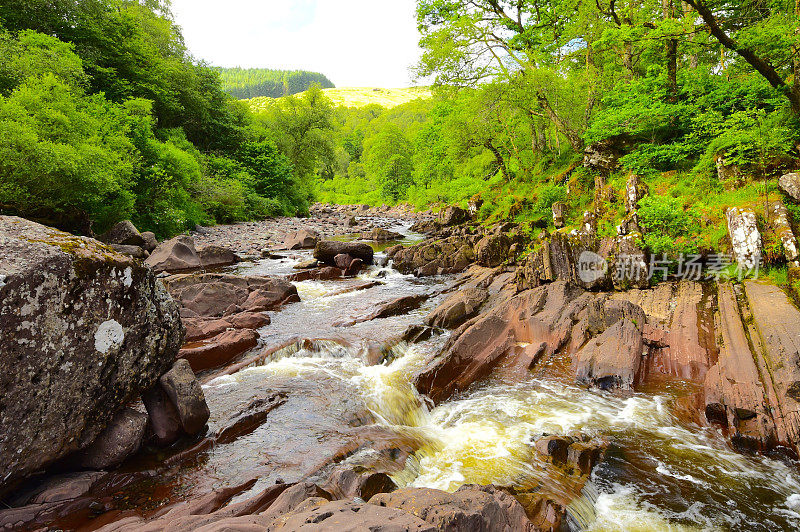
[257,84,335,186]
[363,125,414,201]
[680,0,800,116]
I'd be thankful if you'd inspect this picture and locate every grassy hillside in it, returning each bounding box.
[247,86,432,112]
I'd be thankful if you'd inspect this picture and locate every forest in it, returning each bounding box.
[1,0,799,262]
[216,68,335,100]
[0,0,333,238]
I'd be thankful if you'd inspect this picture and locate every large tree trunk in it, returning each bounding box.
[536,91,584,152]
[484,139,509,180]
[663,0,678,102]
[682,0,800,115]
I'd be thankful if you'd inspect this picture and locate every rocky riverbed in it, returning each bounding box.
[3,205,800,531]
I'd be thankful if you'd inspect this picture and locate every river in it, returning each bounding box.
[66,220,800,530]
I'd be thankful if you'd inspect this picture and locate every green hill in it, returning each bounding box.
[216,68,335,99]
[246,86,432,112]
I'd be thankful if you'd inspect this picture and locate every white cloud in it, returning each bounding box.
[170,0,423,87]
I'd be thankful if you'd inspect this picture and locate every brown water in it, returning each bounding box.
[44,219,800,530]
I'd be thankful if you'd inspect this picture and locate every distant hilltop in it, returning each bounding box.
[247,87,433,111]
[216,67,335,99]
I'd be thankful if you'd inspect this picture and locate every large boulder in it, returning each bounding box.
[76,408,148,470]
[198,245,239,269]
[145,235,201,273]
[164,273,299,317]
[780,172,800,201]
[474,233,511,267]
[283,229,319,250]
[100,220,145,247]
[574,319,645,390]
[726,207,762,270]
[0,216,183,494]
[141,231,158,252]
[159,359,210,435]
[437,205,470,226]
[583,134,634,173]
[314,240,374,266]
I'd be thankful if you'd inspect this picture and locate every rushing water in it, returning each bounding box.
[50,218,800,531]
[212,219,800,530]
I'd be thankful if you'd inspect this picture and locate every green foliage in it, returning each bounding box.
[0,1,310,237]
[637,195,699,255]
[216,67,335,100]
[0,75,136,231]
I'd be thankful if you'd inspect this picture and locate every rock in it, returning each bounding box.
[474,233,510,267]
[142,386,183,446]
[77,408,148,470]
[293,259,318,270]
[567,441,604,476]
[726,207,762,270]
[599,234,649,290]
[198,245,239,268]
[345,258,364,277]
[110,244,147,259]
[370,485,535,531]
[770,201,800,267]
[715,153,742,185]
[625,174,648,212]
[141,231,158,252]
[145,235,201,273]
[704,283,770,450]
[401,324,438,344]
[347,215,358,227]
[320,466,397,501]
[183,312,269,343]
[574,319,644,390]
[583,134,634,173]
[583,211,598,236]
[417,282,588,403]
[552,202,566,228]
[283,229,319,250]
[179,328,259,372]
[438,205,470,226]
[159,359,210,436]
[314,240,375,265]
[468,197,484,216]
[534,436,570,465]
[362,227,403,241]
[214,393,287,444]
[742,281,800,454]
[338,294,429,326]
[275,499,435,531]
[100,220,145,247]
[426,286,488,329]
[0,216,183,495]
[392,237,475,276]
[25,472,107,505]
[516,231,612,291]
[164,273,299,317]
[780,171,800,201]
[288,266,343,282]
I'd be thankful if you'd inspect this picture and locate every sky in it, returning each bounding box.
[170,0,424,88]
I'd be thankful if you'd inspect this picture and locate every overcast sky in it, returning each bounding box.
[170,0,424,88]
